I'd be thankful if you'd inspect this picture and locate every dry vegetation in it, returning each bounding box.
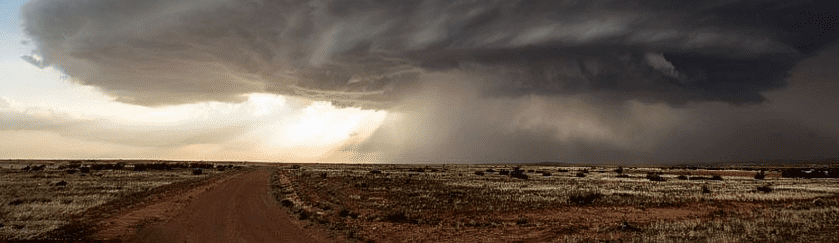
[0,160,242,240]
[271,164,839,242]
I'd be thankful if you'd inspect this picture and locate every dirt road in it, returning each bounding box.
[127,170,328,243]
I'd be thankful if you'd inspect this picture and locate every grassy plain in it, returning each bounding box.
[271,164,839,242]
[0,160,238,240]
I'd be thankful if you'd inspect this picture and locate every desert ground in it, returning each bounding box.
[2,160,839,242]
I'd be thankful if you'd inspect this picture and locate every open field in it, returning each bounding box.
[3,160,838,242]
[0,160,244,240]
[271,164,839,242]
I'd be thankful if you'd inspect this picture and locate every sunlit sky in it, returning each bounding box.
[0,0,387,162]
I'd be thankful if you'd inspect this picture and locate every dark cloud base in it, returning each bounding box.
[17,0,839,163]
[20,0,838,108]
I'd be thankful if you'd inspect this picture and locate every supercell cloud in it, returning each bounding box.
[20,0,838,108]
[17,0,839,163]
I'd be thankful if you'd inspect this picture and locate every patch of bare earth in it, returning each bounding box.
[91,170,244,240]
[127,169,336,243]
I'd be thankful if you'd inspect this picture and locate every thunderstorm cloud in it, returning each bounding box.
[18,0,839,163]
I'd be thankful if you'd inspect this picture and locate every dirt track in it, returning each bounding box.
[126,170,328,243]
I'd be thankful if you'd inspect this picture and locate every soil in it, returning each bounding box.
[90,169,331,242]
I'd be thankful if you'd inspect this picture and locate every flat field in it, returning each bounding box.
[0,160,241,240]
[271,164,839,242]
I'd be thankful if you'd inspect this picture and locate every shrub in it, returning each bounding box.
[569,191,601,205]
[339,209,351,217]
[614,166,624,174]
[576,173,586,177]
[55,181,67,187]
[79,167,90,173]
[542,172,552,177]
[66,169,77,174]
[486,169,496,173]
[618,221,640,231]
[813,199,825,206]
[499,170,509,175]
[756,185,773,193]
[702,185,711,194]
[370,169,382,174]
[385,212,410,223]
[192,169,203,175]
[134,165,147,172]
[516,216,529,225]
[677,175,688,180]
[474,171,484,176]
[280,199,294,207]
[646,172,665,181]
[511,172,528,180]
[8,199,24,206]
[558,169,569,172]
[21,165,31,171]
[711,175,723,180]
[754,171,766,180]
[616,174,629,178]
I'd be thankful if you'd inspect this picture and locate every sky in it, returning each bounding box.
[1,0,838,164]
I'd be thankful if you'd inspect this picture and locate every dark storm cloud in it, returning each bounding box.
[19,0,839,164]
[20,0,838,107]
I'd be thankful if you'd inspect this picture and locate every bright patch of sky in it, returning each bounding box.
[0,1,388,161]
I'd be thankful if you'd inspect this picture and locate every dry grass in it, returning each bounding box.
[0,161,233,240]
[271,164,839,242]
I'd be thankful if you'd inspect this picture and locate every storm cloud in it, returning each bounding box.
[20,0,838,108]
[18,0,839,163]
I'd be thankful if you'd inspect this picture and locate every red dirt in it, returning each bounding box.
[95,170,332,243]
